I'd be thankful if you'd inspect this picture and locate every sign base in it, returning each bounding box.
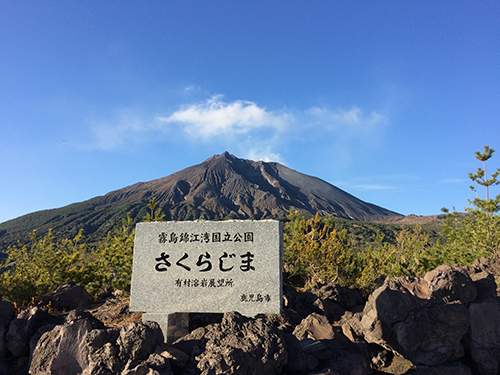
[142,312,189,344]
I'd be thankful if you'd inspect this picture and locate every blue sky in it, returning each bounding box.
[1,1,499,223]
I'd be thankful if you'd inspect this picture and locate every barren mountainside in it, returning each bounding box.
[0,152,402,252]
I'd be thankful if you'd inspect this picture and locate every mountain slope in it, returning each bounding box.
[0,152,402,252]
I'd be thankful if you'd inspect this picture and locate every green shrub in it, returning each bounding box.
[0,214,139,307]
[0,229,86,307]
[284,211,356,288]
[355,225,431,294]
[283,212,435,294]
[77,214,135,298]
[0,198,169,307]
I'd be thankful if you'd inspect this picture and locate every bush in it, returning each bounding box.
[0,198,168,307]
[283,211,436,294]
[283,212,355,288]
[0,214,136,307]
[355,225,431,294]
[78,214,135,298]
[0,229,86,307]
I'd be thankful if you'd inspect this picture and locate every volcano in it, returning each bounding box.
[0,152,402,252]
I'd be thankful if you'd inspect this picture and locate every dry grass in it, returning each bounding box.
[86,296,142,328]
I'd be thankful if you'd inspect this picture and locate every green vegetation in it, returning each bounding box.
[284,212,355,287]
[81,214,136,297]
[0,216,136,308]
[283,211,432,294]
[433,145,500,265]
[142,198,166,222]
[1,147,499,306]
[0,229,85,306]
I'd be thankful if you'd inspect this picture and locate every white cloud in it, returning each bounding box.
[156,95,288,138]
[245,147,283,163]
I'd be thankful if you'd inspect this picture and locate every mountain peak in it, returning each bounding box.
[205,151,236,162]
[0,153,402,252]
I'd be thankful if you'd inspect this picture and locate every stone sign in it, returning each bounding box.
[129,220,283,316]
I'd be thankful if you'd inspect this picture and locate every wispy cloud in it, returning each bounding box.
[332,173,424,193]
[291,106,389,166]
[86,109,151,151]
[439,178,467,184]
[183,85,202,94]
[85,93,389,167]
[306,106,388,144]
[351,184,396,190]
[308,106,385,125]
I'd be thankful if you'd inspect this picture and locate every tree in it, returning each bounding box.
[438,145,500,263]
[143,198,166,222]
[469,145,500,212]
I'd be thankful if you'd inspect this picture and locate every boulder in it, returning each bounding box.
[292,292,324,321]
[369,349,414,375]
[469,271,497,299]
[29,318,93,375]
[301,335,372,375]
[117,321,164,364]
[157,344,190,372]
[29,323,58,364]
[64,308,106,330]
[473,249,500,282]
[20,262,500,375]
[465,296,500,375]
[391,301,469,365]
[171,325,207,361]
[121,353,173,375]
[423,264,477,304]
[86,295,142,328]
[29,318,165,375]
[406,362,472,375]
[36,281,91,311]
[358,277,425,347]
[261,311,295,333]
[6,307,63,358]
[85,321,164,374]
[313,298,346,322]
[0,296,16,357]
[176,311,287,375]
[282,333,318,374]
[356,267,472,366]
[293,312,335,341]
[310,282,365,310]
[85,327,122,374]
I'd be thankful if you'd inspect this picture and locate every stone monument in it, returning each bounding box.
[130,220,283,342]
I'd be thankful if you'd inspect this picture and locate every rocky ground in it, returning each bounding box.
[2,252,500,375]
